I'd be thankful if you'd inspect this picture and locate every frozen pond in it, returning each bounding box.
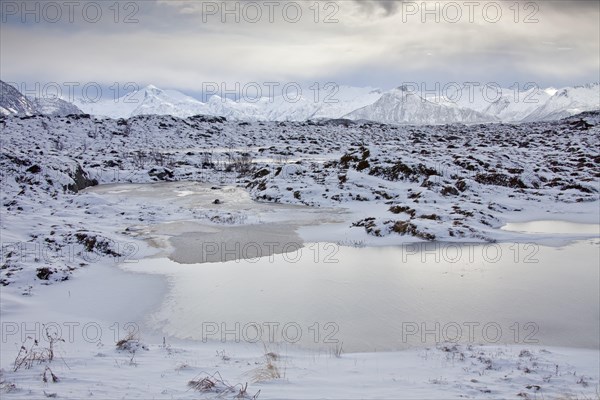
[87,183,600,353]
[125,240,600,352]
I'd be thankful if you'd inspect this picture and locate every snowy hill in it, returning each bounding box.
[73,84,210,119]
[478,86,553,123]
[30,97,83,116]
[521,83,600,122]
[435,84,554,122]
[312,86,383,119]
[343,86,496,124]
[0,80,83,116]
[0,80,37,115]
[433,83,599,123]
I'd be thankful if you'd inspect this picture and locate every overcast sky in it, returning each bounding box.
[1,0,598,99]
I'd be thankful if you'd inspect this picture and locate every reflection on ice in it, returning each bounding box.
[123,240,600,353]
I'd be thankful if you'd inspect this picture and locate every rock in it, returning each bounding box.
[67,164,98,193]
[26,165,41,174]
[148,167,174,181]
[36,267,53,280]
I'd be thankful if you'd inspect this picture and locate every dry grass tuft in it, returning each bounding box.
[187,371,260,399]
[188,376,217,391]
[247,346,282,383]
[115,332,148,353]
[250,359,281,383]
[330,342,344,358]
[42,366,59,383]
[13,327,64,372]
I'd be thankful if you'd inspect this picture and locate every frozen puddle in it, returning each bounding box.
[502,220,599,235]
[86,183,600,352]
[86,182,348,262]
[123,240,600,353]
[85,182,346,225]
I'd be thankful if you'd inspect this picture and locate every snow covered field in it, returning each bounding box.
[1,111,599,398]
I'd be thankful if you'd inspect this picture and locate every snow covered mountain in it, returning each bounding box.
[343,86,496,125]
[478,86,554,123]
[74,84,383,122]
[73,84,210,119]
[75,82,598,125]
[30,97,83,116]
[312,86,383,119]
[0,80,37,115]
[431,84,555,123]
[521,83,600,122]
[3,79,598,124]
[430,83,599,123]
[0,80,83,116]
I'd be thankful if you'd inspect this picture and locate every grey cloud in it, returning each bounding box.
[350,0,598,18]
[351,0,403,16]
[0,0,597,93]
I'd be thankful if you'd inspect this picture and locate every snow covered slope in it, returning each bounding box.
[433,83,599,123]
[522,83,600,122]
[344,86,496,124]
[0,80,37,115]
[479,86,553,122]
[30,97,83,116]
[310,85,383,119]
[73,84,210,119]
[0,80,83,116]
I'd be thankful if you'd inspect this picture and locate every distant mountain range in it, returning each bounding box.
[70,84,383,122]
[1,80,598,125]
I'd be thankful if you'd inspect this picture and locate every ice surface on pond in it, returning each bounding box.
[123,240,600,353]
[82,183,600,352]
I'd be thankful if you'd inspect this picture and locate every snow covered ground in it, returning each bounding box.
[1,233,598,399]
[1,111,599,398]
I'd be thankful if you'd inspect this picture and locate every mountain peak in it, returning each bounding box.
[0,80,38,116]
[143,84,163,94]
[395,84,413,92]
